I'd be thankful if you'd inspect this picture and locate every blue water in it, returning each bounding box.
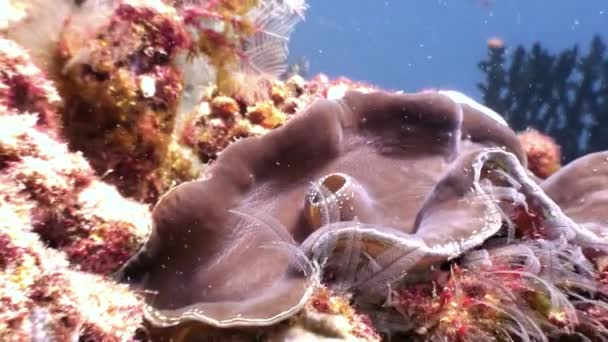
[290,0,607,100]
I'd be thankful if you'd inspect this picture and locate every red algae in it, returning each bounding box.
[0,114,150,274]
[391,266,544,340]
[0,36,150,275]
[0,35,148,341]
[386,238,608,341]
[307,287,381,341]
[0,193,143,341]
[0,38,61,133]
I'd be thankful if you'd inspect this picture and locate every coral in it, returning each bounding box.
[179,79,293,162]
[180,0,306,102]
[0,197,143,341]
[180,96,248,163]
[4,1,608,341]
[0,36,150,274]
[0,113,150,274]
[388,236,608,341]
[57,2,190,203]
[308,287,380,341]
[518,128,562,179]
[381,149,608,340]
[142,287,380,341]
[121,87,608,341]
[0,36,148,340]
[540,151,608,243]
[179,74,378,163]
[118,89,527,337]
[0,37,61,133]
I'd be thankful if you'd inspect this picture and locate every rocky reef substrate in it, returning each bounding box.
[1,1,608,342]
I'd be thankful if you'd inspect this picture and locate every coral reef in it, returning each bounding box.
[0,114,150,274]
[45,0,312,203]
[0,197,143,341]
[180,0,306,102]
[3,1,608,341]
[118,89,526,337]
[121,87,608,341]
[0,37,61,133]
[0,36,150,275]
[0,32,148,342]
[180,74,377,163]
[1,2,378,341]
[57,2,191,203]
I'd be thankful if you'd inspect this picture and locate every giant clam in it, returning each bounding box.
[119,89,608,340]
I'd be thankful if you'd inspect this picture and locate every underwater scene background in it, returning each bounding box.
[0,0,607,341]
[292,0,608,161]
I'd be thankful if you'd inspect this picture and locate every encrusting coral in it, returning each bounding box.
[180,74,378,163]
[56,2,191,203]
[0,37,146,341]
[0,113,150,275]
[0,38,61,132]
[0,36,151,275]
[0,196,144,341]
